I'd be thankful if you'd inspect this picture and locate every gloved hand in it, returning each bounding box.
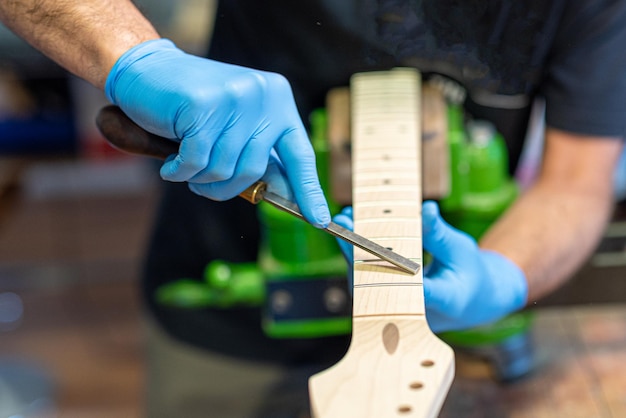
[105,39,330,227]
[333,201,528,333]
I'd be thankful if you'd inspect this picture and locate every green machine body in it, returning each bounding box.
[155,98,535,374]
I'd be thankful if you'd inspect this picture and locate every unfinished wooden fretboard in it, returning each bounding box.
[309,69,454,418]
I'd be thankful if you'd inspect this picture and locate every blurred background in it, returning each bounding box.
[0,1,214,416]
[0,1,625,417]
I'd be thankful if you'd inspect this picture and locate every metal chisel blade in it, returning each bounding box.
[261,190,421,275]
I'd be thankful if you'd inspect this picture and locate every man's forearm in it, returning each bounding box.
[480,179,614,302]
[0,0,159,88]
[479,129,623,303]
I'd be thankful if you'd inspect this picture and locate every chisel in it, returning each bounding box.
[95,105,421,275]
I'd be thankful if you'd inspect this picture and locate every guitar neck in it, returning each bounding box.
[351,69,425,318]
[308,69,454,418]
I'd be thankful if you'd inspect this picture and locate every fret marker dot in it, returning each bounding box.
[421,360,435,367]
[398,405,412,414]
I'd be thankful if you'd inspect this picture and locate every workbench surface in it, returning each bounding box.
[440,305,626,418]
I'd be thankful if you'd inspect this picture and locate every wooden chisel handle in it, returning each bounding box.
[95,105,264,204]
[96,105,178,160]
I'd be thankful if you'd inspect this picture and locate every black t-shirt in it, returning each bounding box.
[208,0,626,162]
[143,0,626,363]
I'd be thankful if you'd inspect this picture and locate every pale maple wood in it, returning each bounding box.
[326,82,449,205]
[421,85,450,199]
[309,69,454,418]
[327,87,353,205]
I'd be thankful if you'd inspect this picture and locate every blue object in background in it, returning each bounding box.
[615,147,626,202]
[0,111,76,155]
[0,76,77,156]
[0,360,57,418]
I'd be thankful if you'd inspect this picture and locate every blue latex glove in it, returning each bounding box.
[105,39,330,227]
[333,201,528,333]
